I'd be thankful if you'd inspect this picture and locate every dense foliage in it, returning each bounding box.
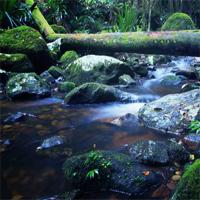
[1,0,199,32]
[0,0,35,29]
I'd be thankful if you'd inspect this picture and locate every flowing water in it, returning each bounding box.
[0,57,194,199]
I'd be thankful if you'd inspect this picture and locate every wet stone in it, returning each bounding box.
[0,139,11,153]
[122,139,190,166]
[4,112,36,124]
[36,136,72,157]
[111,113,138,127]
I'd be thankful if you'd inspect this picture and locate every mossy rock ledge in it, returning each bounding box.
[6,73,51,100]
[0,53,34,72]
[161,12,195,31]
[0,26,53,73]
[171,159,200,200]
[63,150,163,197]
[64,82,134,104]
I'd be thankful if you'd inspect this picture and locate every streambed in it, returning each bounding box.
[0,57,196,199]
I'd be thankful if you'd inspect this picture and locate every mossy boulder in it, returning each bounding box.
[50,24,66,34]
[138,89,200,134]
[48,66,64,79]
[171,159,200,200]
[58,81,76,93]
[60,50,79,66]
[160,75,183,87]
[0,53,34,72]
[64,55,133,85]
[6,73,51,100]
[0,26,53,73]
[63,150,163,197]
[64,82,134,104]
[161,12,195,31]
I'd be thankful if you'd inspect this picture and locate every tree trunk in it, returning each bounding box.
[26,0,200,57]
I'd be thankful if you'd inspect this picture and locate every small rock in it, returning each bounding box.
[118,74,136,85]
[37,136,65,150]
[171,175,181,182]
[4,112,36,123]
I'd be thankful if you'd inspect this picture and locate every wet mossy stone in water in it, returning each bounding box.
[0,53,34,72]
[0,26,53,73]
[64,82,133,104]
[58,81,76,93]
[171,159,200,200]
[63,150,163,196]
[6,73,51,100]
[48,66,64,79]
[50,24,66,33]
[138,89,200,134]
[123,139,189,166]
[161,12,195,31]
[60,50,79,66]
[160,75,183,87]
[65,55,133,85]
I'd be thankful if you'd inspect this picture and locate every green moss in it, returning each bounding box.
[58,81,76,93]
[0,26,52,72]
[172,159,200,200]
[0,53,34,72]
[60,50,79,66]
[48,66,64,79]
[161,12,195,31]
[50,24,66,34]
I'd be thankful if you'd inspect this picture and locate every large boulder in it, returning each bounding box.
[64,82,134,104]
[0,26,53,72]
[122,140,189,166]
[138,89,200,134]
[161,12,195,31]
[0,53,34,72]
[63,150,163,197]
[171,159,200,200]
[6,73,51,99]
[64,55,133,85]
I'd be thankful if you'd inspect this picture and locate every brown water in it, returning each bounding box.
[1,60,189,199]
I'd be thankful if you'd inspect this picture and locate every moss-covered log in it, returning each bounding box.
[25,0,55,37]
[26,0,200,56]
[54,31,200,56]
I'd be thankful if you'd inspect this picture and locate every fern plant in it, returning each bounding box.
[0,0,34,29]
[113,3,137,32]
[83,150,111,180]
[188,120,200,133]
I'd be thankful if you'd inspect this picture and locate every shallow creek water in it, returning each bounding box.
[0,57,193,199]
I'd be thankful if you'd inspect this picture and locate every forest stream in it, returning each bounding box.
[1,57,198,200]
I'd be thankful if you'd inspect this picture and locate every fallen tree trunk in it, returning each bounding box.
[26,0,200,56]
